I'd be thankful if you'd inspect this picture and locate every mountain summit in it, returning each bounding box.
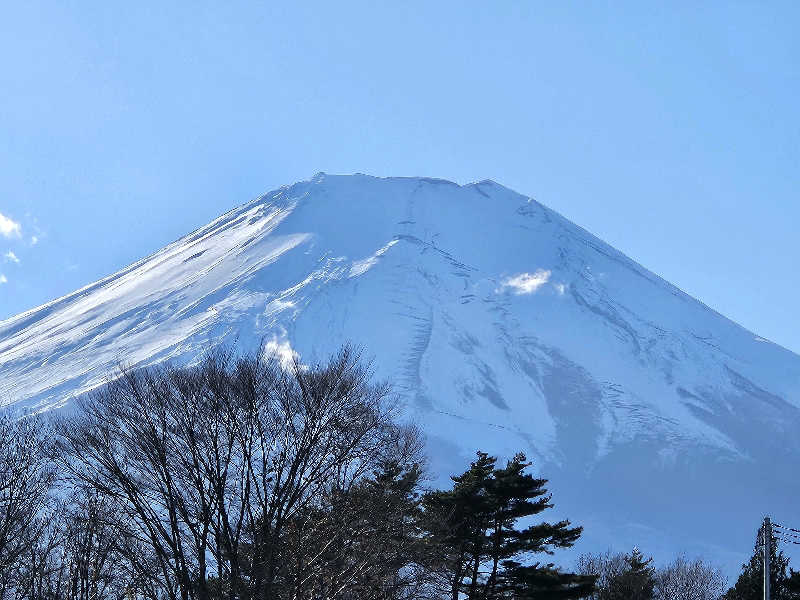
[2,173,799,569]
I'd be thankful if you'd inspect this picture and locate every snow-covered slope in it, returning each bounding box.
[2,173,799,570]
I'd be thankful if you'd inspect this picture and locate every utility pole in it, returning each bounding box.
[764,516,772,600]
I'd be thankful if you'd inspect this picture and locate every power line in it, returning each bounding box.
[776,535,800,546]
[774,524,800,534]
[773,526,800,540]
[774,523,800,534]
[772,521,800,546]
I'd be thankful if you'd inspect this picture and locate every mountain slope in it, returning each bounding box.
[2,173,799,570]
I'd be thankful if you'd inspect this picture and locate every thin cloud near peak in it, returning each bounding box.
[498,269,552,295]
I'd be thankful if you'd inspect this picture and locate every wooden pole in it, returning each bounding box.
[764,516,772,600]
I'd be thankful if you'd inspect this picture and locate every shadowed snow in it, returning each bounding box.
[1,173,799,575]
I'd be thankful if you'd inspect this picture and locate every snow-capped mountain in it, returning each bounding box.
[2,173,798,571]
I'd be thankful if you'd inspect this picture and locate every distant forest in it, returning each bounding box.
[1,346,799,600]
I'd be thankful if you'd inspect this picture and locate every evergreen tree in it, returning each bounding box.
[787,569,800,599]
[423,451,497,600]
[724,525,793,600]
[600,548,656,600]
[500,560,596,600]
[422,451,593,600]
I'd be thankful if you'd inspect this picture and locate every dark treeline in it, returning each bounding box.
[721,531,800,600]
[1,345,798,600]
[575,533,800,600]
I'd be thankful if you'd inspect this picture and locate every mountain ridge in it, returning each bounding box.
[3,172,792,359]
[1,172,798,572]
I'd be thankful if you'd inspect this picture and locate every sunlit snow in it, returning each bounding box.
[1,173,799,574]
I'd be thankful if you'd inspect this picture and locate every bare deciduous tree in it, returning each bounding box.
[0,413,55,600]
[58,345,426,600]
[577,551,632,599]
[655,555,726,600]
[578,550,726,600]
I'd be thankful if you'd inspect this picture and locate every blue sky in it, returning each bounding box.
[1,2,798,354]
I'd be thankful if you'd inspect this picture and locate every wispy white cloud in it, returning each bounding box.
[0,274,7,284]
[31,235,39,246]
[499,269,552,295]
[3,251,19,264]
[553,282,567,295]
[0,212,21,238]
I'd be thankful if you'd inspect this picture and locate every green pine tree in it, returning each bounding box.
[422,451,594,600]
[599,548,655,600]
[423,451,497,600]
[500,560,597,600]
[787,569,800,599]
[724,525,792,600]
